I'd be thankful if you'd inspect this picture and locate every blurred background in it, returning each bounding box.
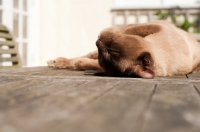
[0,0,200,67]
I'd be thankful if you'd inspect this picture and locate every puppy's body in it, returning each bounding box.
[48,21,200,78]
[134,21,200,76]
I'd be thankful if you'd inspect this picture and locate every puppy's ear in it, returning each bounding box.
[130,52,155,79]
[124,24,161,37]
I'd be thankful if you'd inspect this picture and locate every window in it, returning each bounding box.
[13,0,28,65]
[0,0,40,66]
[0,0,2,23]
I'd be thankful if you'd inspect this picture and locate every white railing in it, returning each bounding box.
[111,6,200,41]
[111,6,200,26]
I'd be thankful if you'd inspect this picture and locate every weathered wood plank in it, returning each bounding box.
[0,78,88,109]
[186,72,200,79]
[142,84,200,132]
[0,79,120,132]
[155,75,187,79]
[0,67,192,87]
[1,67,200,132]
[193,83,200,97]
[23,69,87,76]
[0,66,189,80]
[0,67,52,75]
[0,68,90,80]
[0,79,52,93]
[47,82,156,132]
[0,76,24,84]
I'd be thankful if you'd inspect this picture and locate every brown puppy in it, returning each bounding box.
[47,21,200,79]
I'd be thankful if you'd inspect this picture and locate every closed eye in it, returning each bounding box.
[106,48,120,54]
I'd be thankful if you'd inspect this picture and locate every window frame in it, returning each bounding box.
[1,0,40,66]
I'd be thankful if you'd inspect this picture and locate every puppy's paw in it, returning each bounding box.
[47,60,55,67]
[47,57,70,69]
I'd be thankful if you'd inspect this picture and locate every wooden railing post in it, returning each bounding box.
[136,11,140,23]
[148,11,153,21]
[112,12,117,26]
[111,7,200,24]
[185,11,190,21]
[124,11,129,25]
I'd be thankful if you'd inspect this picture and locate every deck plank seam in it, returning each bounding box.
[68,81,122,115]
[0,74,194,84]
[49,80,93,96]
[135,84,157,132]
[193,85,200,98]
[48,82,122,132]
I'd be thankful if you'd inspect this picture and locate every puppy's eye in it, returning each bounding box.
[107,49,120,54]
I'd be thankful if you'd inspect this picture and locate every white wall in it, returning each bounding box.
[39,0,113,65]
[39,0,198,66]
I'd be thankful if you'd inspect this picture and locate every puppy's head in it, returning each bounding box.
[96,30,155,79]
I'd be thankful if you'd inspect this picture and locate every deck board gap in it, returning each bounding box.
[193,85,200,98]
[134,84,157,132]
[85,81,122,103]
[140,84,157,132]
[69,81,122,115]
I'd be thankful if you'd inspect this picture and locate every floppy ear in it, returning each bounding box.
[131,52,155,79]
[124,24,161,37]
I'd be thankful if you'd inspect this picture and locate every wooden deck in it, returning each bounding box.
[0,67,200,132]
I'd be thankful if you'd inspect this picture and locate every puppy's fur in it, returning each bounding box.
[48,21,200,79]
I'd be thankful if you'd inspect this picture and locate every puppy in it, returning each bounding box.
[47,21,200,79]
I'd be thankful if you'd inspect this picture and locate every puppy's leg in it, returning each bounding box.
[82,50,98,59]
[69,57,101,70]
[47,50,101,70]
[47,57,101,70]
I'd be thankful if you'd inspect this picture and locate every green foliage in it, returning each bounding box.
[178,20,193,31]
[155,10,169,19]
[156,10,200,33]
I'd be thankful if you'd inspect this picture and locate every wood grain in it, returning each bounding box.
[0,67,200,132]
[0,78,89,109]
[49,82,156,132]
[142,84,200,132]
[0,79,120,132]
[186,72,200,79]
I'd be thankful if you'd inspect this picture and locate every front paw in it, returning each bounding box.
[47,57,70,69]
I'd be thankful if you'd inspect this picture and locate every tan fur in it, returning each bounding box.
[47,21,200,78]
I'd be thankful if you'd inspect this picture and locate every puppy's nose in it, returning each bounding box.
[96,39,102,48]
